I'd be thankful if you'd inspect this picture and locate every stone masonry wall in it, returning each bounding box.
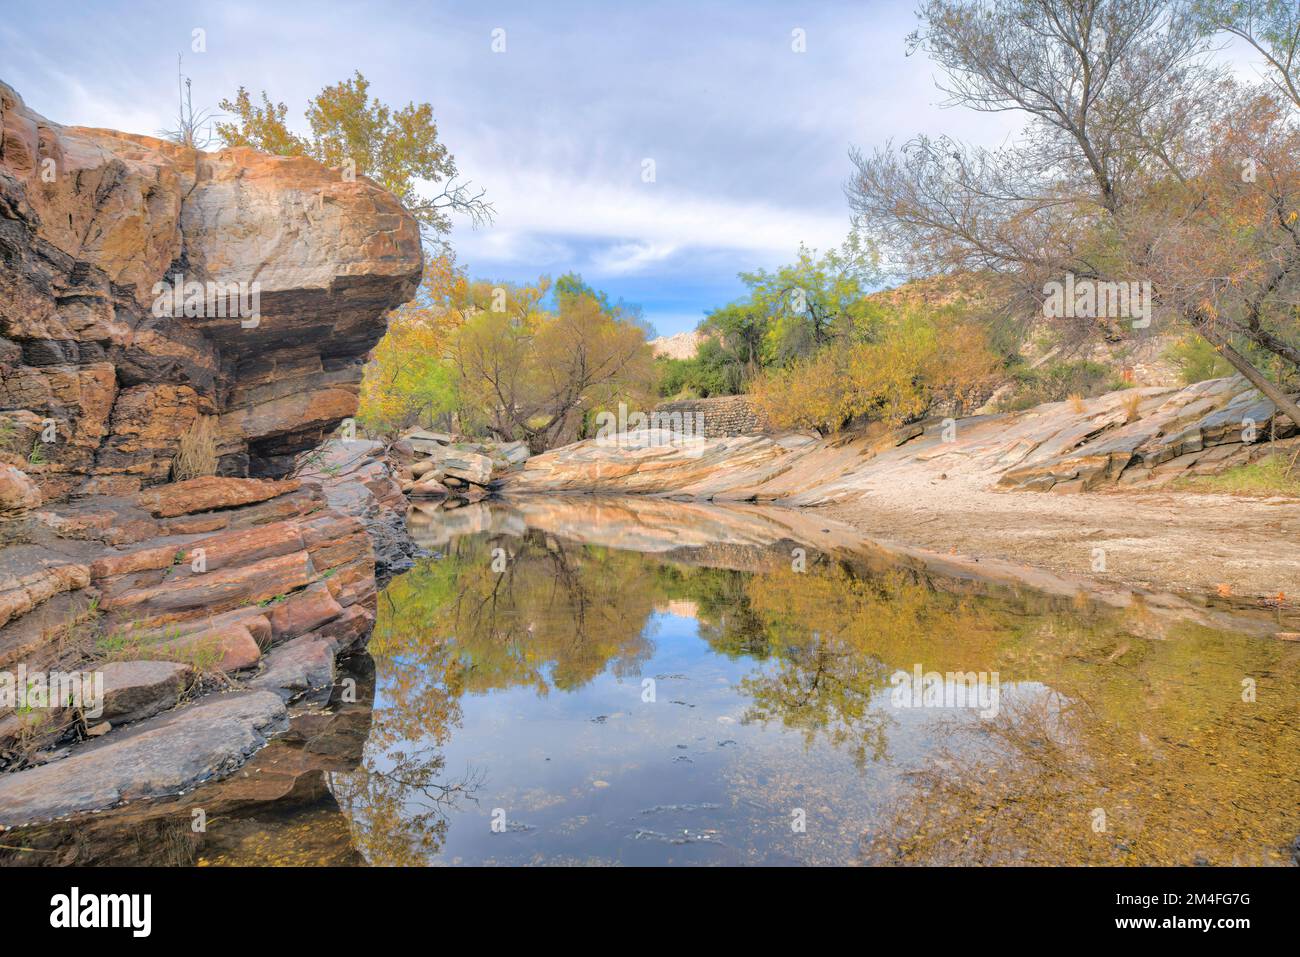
[653,396,769,437]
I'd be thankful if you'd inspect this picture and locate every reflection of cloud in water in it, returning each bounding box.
[359,498,1300,866]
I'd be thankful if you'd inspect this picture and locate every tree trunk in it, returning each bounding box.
[1195,319,1300,429]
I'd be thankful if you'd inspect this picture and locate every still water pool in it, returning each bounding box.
[342,496,1300,866]
[6,495,1296,866]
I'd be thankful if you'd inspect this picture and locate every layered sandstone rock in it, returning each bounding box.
[0,82,420,821]
[504,376,1298,502]
[0,80,422,499]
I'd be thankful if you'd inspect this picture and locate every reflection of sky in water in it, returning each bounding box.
[366,610,1048,866]
[353,501,1300,866]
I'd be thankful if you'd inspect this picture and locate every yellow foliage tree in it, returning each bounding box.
[751,308,1001,434]
[358,251,468,436]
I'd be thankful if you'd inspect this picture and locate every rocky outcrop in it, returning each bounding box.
[0,80,422,498]
[0,658,375,864]
[505,376,1297,502]
[993,377,1295,491]
[389,429,529,500]
[293,439,415,581]
[0,690,288,826]
[0,81,421,824]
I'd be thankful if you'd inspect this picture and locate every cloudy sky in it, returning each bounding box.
[5,1,1032,335]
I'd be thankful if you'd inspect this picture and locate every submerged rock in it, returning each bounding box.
[0,691,288,826]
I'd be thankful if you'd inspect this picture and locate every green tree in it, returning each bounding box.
[217,71,492,241]
[735,231,882,365]
[450,278,655,451]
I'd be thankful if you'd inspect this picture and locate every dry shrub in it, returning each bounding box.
[1121,391,1142,423]
[1067,393,1086,414]
[171,415,218,482]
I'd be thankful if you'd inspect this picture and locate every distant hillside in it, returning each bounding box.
[650,329,705,359]
[865,271,1000,310]
[870,272,1180,388]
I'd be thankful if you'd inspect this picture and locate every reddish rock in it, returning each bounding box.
[137,476,299,518]
[158,623,262,673]
[315,604,375,653]
[99,660,191,724]
[0,563,90,631]
[101,550,313,625]
[266,584,343,643]
[240,613,273,649]
[0,465,41,518]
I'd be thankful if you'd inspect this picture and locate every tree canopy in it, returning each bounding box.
[217,71,492,241]
[848,0,1300,425]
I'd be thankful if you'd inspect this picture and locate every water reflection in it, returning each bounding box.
[354,497,1300,865]
[5,496,1296,865]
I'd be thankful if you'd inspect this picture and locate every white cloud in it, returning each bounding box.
[449,165,849,272]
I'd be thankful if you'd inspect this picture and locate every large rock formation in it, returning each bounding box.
[0,82,420,824]
[0,80,422,498]
[505,376,1298,502]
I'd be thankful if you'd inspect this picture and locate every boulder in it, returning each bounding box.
[440,451,494,485]
[0,80,422,496]
[410,476,449,498]
[0,465,41,518]
[157,623,262,673]
[250,634,338,703]
[0,691,288,826]
[493,441,531,466]
[99,660,191,725]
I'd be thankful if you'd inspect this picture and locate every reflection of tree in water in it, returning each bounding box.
[424,530,661,693]
[339,531,663,862]
[861,620,1300,866]
[737,635,891,768]
[688,562,1011,769]
[351,519,1300,864]
[330,620,475,865]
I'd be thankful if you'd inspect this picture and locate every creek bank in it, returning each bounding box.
[502,377,1300,609]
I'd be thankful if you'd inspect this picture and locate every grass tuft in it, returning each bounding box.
[1180,455,1300,497]
[171,415,219,482]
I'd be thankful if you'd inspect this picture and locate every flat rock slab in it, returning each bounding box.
[100,660,191,725]
[138,477,299,518]
[0,690,287,826]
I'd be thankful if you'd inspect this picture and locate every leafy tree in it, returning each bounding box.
[750,307,1001,434]
[698,302,767,389]
[217,71,492,241]
[848,0,1300,426]
[358,251,467,436]
[654,336,749,398]
[450,278,655,451]
[733,231,882,365]
[1164,333,1234,386]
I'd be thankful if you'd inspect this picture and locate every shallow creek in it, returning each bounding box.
[4,495,1297,866]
